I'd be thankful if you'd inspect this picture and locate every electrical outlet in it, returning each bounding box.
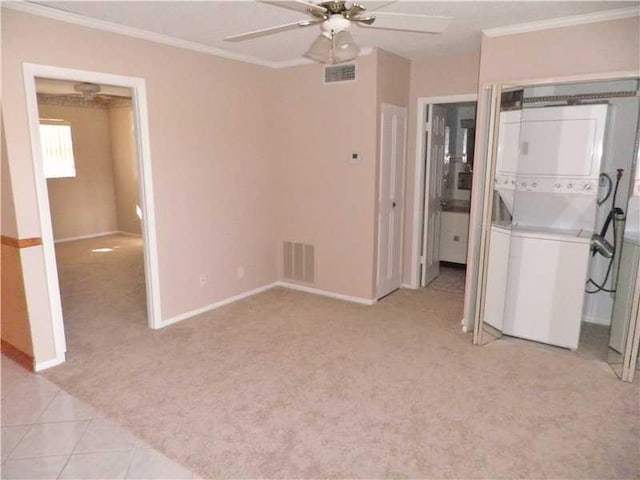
[237,266,245,279]
[199,273,207,287]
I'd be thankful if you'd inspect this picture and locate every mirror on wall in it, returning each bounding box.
[474,77,640,382]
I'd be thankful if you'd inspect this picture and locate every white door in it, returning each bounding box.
[376,104,407,299]
[421,104,447,286]
[609,239,640,353]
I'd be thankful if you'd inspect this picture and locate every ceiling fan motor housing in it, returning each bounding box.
[322,14,351,34]
[318,1,349,15]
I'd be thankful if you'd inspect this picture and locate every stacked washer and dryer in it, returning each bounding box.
[483,104,608,350]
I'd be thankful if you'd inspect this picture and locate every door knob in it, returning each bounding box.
[392,201,397,208]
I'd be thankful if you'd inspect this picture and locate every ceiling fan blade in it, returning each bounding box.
[358,12,452,34]
[360,1,396,13]
[352,15,375,25]
[224,19,320,42]
[260,1,327,17]
[345,3,366,18]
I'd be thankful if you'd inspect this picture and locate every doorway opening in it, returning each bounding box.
[23,65,161,370]
[412,95,478,296]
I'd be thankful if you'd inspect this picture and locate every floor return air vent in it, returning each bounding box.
[283,241,315,283]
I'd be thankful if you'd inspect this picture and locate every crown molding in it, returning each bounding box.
[4,1,373,69]
[483,6,640,38]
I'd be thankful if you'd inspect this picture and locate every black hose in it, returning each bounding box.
[586,169,624,294]
[598,173,612,206]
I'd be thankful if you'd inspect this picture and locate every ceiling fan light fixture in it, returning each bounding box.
[73,82,101,100]
[305,32,333,63]
[332,29,360,63]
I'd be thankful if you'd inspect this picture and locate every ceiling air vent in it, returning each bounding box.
[324,64,356,84]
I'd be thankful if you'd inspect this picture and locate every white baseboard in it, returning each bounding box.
[117,231,142,238]
[160,283,277,328]
[34,353,65,372]
[274,281,376,305]
[54,231,120,243]
[401,283,417,290]
[159,280,376,329]
[583,315,611,326]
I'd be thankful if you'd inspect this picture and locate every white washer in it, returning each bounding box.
[501,227,592,350]
[484,225,592,349]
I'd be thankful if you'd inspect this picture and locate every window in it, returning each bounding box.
[39,122,76,178]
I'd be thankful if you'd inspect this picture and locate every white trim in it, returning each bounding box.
[483,6,640,37]
[410,94,477,290]
[34,356,66,372]
[160,283,277,328]
[480,71,640,93]
[117,231,143,238]
[153,280,378,329]
[583,315,610,327]
[461,318,469,333]
[54,231,120,243]
[275,281,377,305]
[22,63,163,374]
[23,66,67,368]
[3,2,373,69]
[401,283,415,289]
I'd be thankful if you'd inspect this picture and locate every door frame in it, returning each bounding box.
[408,94,477,289]
[22,63,162,369]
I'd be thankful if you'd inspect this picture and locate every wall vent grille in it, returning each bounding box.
[324,64,356,83]
[283,241,315,283]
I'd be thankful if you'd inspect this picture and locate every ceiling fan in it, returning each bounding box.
[224,1,452,64]
[54,83,128,105]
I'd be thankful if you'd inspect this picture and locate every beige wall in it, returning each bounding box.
[376,49,411,107]
[270,48,409,300]
[39,103,119,240]
[478,17,640,85]
[109,104,141,235]
[1,120,34,358]
[403,52,481,282]
[3,9,277,364]
[1,245,34,357]
[271,53,378,299]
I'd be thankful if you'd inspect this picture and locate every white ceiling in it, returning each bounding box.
[32,1,638,63]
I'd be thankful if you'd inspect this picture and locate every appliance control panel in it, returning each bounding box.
[495,174,598,194]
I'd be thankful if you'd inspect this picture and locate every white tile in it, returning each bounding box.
[59,450,133,479]
[126,448,192,479]
[1,394,55,426]
[1,374,60,400]
[1,455,69,479]
[1,425,30,461]
[10,421,88,459]
[37,394,95,423]
[74,417,140,454]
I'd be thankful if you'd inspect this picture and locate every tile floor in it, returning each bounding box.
[425,265,466,295]
[1,356,194,479]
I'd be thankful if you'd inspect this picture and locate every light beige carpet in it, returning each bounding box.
[45,235,639,479]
